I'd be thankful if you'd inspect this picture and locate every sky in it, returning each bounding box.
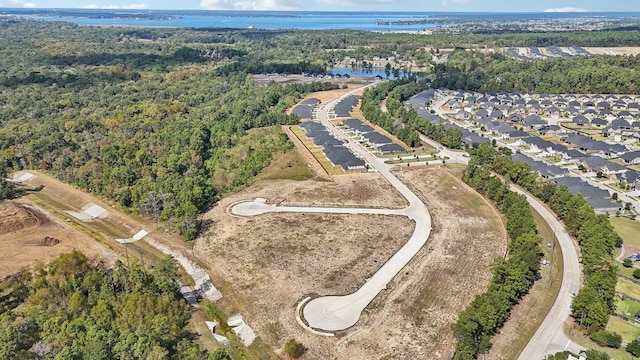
[0,0,639,12]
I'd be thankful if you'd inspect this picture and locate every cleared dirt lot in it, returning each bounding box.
[0,201,117,278]
[585,47,640,56]
[196,165,507,359]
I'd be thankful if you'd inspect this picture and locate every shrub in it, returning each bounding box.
[285,339,305,358]
[624,258,633,268]
[633,268,640,279]
[585,349,611,360]
[626,339,640,357]
[590,330,622,348]
[543,352,570,360]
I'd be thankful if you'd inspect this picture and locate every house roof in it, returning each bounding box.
[461,130,489,144]
[611,119,631,129]
[363,132,393,145]
[620,170,640,184]
[292,98,320,119]
[555,176,586,187]
[583,156,608,169]
[334,95,360,117]
[324,146,365,170]
[298,121,325,132]
[585,197,620,212]
[572,115,589,125]
[508,113,524,122]
[377,143,405,153]
[569,185,611,199]
[591,118,608,126]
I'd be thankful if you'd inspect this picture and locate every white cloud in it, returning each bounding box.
[543,6,588,12]
[200,0,301,10]
[82,3,148,9]
[0,0,36,7]
[317,0,396,5]
[441,0,476,6]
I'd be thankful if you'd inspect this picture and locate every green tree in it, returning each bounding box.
[209,348,231,360]
[571,287,610,332]
[285,339,305,358]
[626,338,640,357]
[585,349,611,360]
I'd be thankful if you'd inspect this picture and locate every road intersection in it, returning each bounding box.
[234,86,584,357]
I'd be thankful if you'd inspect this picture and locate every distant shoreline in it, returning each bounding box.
[2,9,639,32]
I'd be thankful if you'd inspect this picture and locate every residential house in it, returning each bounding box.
[507,113,524,123]
[620,151,640,165]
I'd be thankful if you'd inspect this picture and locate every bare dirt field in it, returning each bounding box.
[0,201,117,278]
[195,165,507,359]
[585,47,640,56]
[255,74,374,89]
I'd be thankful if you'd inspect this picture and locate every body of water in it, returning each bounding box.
[5,9,638,32]
[29,11,442,31]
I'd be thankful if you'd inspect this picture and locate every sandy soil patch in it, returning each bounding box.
[585,47,640,56]
[0,201,117,278]
[196,166,507,359]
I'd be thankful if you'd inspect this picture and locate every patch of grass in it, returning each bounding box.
[616,261,639,278]
[570,321,633,360]
[492,205,563,360]
[611,217,640,248]
[615,297,640,318]
[617,279,640,300]
[607,316,640,343]
[257,149,314,181]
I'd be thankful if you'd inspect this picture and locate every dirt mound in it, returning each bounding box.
[0,203,48,235]
[27,236,61,246]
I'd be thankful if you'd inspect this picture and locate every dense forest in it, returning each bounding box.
[0,251,227,360]
[432,50,640,94]
[0,20,342,239]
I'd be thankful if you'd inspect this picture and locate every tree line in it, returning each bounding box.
[465,143,621,348]
[360,79,462,149]
[451,142,543,359]
[0,20,340,239]
[432,49,640,94]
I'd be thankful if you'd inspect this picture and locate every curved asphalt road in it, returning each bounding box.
[512,186,585,359]
[421,92,584,358]
[232,83,433,332]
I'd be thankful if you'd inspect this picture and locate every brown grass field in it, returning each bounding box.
[195,163,507,359]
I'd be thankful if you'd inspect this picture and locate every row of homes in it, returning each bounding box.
[291,98,320,119]
[340,119,405,154]
[448,90,640,123]
[334,95,360,118]
[298,121,365,171]
[406,90,639,214]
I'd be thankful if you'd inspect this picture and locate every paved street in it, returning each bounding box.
[420,92,585,358]
[512,186,585,359]
[232,84,433,332]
